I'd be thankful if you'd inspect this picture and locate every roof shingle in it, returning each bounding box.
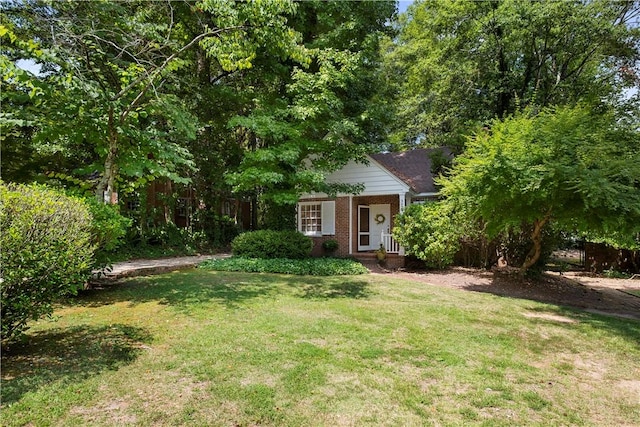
[370,147,452,194]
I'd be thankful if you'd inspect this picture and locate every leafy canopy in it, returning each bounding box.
[439,104,640,271]
[385,0,640,148]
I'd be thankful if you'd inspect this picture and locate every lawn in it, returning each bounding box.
[2,269,639,426]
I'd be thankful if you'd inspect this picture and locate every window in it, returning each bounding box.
[298,201,335,236]
[176,197,190,218]
[299,203,321,234]
[126,198,140,212]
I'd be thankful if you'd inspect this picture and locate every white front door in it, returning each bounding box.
[369,204,391,250]
[357,204,391,251]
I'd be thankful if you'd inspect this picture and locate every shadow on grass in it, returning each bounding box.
[298,280,371,299]
[459,270,640,347]
[525,304,640,349]
[73,270,372,312]
[1,324,152,404]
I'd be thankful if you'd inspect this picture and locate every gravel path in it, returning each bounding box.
[92,254,231,281]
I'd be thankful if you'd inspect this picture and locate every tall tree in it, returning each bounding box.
[439,105,640,274]
[385,0,640,149]
[1,0,299,203]
[225,0,396,215]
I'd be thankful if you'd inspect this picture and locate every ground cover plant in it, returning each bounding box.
[2,269,638,426]
[199,256,369,276]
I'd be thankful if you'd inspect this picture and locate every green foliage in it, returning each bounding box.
[261,202,296,231]
[38,173,131,261]
[2,2,201,199]
[602,269,632,279]
[440,105,640,273]
[393,202,461,269]
[192,210,241,248]
[0,182,94,344]
[125,222,211,255]
[429,148,452,177]
[231,230,313,259]
[225,1,396,205]
[199,256,368,276]
[83,197,131,255]
[3,0,394,229]
[386,0,640,148]
[321,239,339,253]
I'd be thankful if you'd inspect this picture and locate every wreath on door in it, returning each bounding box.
[374,213,386,224]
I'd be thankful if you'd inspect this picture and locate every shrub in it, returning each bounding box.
[1,182,94,344]
[262,202,297,231]
[322,239,339,253]
[199,257,369,276]
[393,202,461,269]
[231,230,313,259]
[83,197,131,256]
[192,210,240,248]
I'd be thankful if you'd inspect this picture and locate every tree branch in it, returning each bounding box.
[113,25,243,103]
[118,25,244,122]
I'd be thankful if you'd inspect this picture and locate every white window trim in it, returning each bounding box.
[298,201,336,236]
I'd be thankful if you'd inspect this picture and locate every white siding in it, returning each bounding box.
[300,156,409,199]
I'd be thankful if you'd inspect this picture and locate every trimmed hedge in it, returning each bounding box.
[1,182,94,344]
[199,257,369,276]
[231,230,313,259]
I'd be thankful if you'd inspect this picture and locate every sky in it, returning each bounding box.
[398,1,412,14]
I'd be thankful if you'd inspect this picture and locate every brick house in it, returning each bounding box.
[297,148,451,266]
[584,242,640,273]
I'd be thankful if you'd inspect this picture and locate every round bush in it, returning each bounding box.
[393,202,460,269]
[322,239,339,253]
[1,182,94,344]
[231,230,313,259]
[83,196,131,255]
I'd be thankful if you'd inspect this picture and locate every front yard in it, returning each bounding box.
[2,269,639,426]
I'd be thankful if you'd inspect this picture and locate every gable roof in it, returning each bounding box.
[370,147,452,194]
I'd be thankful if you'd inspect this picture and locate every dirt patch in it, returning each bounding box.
[380,267,640,320]
[522,312,577,323]
[616,380,640,398]
[70,399,137,425]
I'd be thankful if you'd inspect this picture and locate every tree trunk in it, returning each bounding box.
[250,195,258,231]
[520,212,552,275]
[96,106,119,204]
[163,180,173,224]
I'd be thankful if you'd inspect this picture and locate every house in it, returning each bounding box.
[585,242,640,273]
[297,147,451,267]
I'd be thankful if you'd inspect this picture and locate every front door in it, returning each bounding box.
[358,204,391,251]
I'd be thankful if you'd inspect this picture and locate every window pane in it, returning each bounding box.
[359,207,370,232]
[300,203,322,234]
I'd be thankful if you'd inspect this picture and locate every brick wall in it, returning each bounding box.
[301,194,403,258]
[302,196,351,257]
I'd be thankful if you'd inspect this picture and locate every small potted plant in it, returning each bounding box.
[322,239,339,256]
[375,243,387,262]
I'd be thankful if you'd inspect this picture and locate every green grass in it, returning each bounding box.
[2,270,639,426]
